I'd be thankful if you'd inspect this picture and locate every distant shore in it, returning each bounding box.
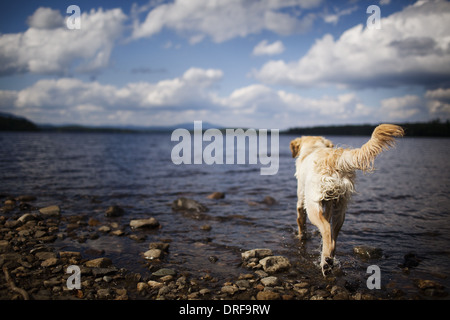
[1,113,449,137]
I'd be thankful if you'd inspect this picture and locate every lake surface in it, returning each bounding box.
[1,132,449,297]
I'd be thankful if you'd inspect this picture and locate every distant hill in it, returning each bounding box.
[1,112,449,136]
[0,113,39,131]
[284,120,450,137]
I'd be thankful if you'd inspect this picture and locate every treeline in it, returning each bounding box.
[1,113,450,137]
[0,114,39,131]
[284,120,450,137]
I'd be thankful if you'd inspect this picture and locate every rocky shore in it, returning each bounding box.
[1,195,447,300]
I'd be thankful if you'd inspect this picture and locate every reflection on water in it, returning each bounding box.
[1,132,450,295]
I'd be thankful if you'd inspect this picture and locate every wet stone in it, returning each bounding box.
[259,256,291,273]
[256,291,280,300]
[39,205,61,217]
[105,205,124,217]
[85,257,112,268]
[261,276,279,286]
[241,248,273,261]
[353,245,383,260]
[144,249,163,260]
[171,197,208,212]
[207,192,225,199]
[152,268,176,277]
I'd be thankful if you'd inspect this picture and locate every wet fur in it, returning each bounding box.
[290,124,404,276]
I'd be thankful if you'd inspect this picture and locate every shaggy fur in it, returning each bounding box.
[290,124,404,276]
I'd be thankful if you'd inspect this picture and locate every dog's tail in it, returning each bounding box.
[334,124,404,173]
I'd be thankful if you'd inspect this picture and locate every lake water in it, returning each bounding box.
[1,132,449,297]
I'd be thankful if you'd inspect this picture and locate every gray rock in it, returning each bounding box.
[85,257,112,268]
[235,280,250,289]
[152,268,176,277]
[130,217,159,229]
[256,291,280,300]
[41,257,59,267]
[241,248,273,261]
[16,195,37,202]
[105,205,124,217]
[260,276,279,286]
[39,205,61,217]
[92,267,118,277]
[59,251,82,260]
[97,288,111,299]
[261,196,276,205]
[144,249,163,260]
[259,256,291,273]
[149,242,170,252]
[171,197,208,212]
[207,192,225,199]
[18,213,35,223]
[221,285,238,295]
[353,245,383,259]
[35,251,57,260]
[413,279,447,297]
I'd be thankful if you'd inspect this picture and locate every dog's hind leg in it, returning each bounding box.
[330,199,347,257]
[296,198,307,240]
[306,199,333,276]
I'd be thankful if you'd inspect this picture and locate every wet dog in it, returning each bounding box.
[290,124,404,276]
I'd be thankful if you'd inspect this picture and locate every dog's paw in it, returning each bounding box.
[321,257,334,277]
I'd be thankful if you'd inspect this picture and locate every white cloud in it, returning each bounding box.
[1,67,441,128]
[380,95,424,120]
[252,40,285,56]
[253,1,450,89]
[322,5,358,25]
[2,68,224,125]
[131,0,321,43]
[426,88,450,117]
[26,7,65,29]
[0,7,127,76]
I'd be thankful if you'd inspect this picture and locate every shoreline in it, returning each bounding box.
[0,194,447,300]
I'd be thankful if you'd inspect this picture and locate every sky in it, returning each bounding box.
[0,0,449,130]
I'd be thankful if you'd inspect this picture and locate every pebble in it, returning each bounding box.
[256,291,280,300]
[144,249,163,260]
[152,268,176,277]
[39,205,61,217]
[221,285,238,295]
[105,205,124,217]
[259,256,291,273]
[241,248,273,261]
[97,288,112,299]
[130,218,159,229]
[41,257,59,267]
[261,276,279,286]
[85,257,112,268]
[137,282,148,292]
[171,197,208,212]
[353,245,383,259]
[148,280,164,289]
[206,192,225,199]
[18,213,35,223]
[261,196,277,205]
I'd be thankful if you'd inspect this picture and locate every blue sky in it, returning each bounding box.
[0,0,449,129]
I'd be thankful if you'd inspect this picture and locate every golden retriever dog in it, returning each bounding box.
[290,124,404,276]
